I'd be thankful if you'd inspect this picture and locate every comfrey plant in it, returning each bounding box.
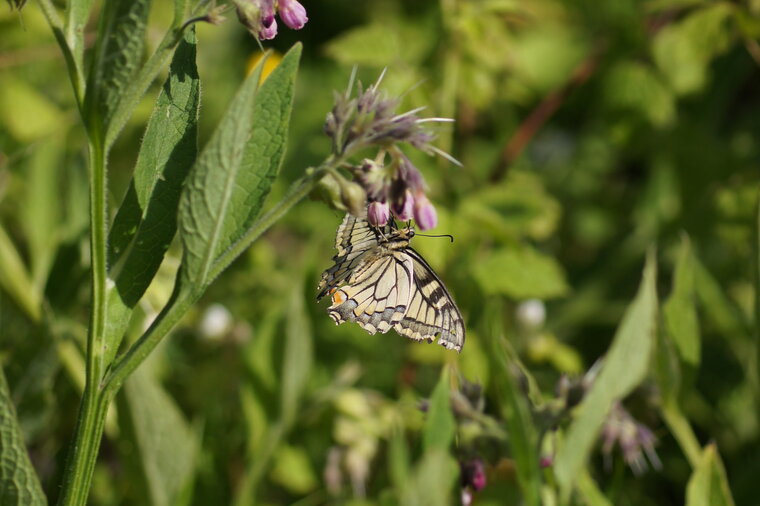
[319,70,458,229]
[5,1,454,504]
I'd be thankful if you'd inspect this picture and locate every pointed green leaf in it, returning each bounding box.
[281,283,313,427]
[0,367,46,506]
[121,364,198,506]
[423,367,455,452]
[400,449,458,506]
[685,444,736,506]
[103,29,199,364]
[663,236,700,389]
[472,246,569,300]
[555,251,658,494]
[64,0,95,69]
[491,341,542,506]
[179,44,301,290]
[85,0,151,133]
[21,138,63,292]
[0,225,40,322]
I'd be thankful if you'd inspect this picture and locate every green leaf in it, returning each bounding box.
[0,366,46,506]
[490,338,542,506]
[575,469,613,506]
[652,4,733,96]
[388,427,411,494]
[179,44,301,290]
[121,363,198,506]
[0,76,64,142]
[280,283,313,427]
[64,0,95,69]
[269,445,318,494]
[0,225,40,322]
[85,0,151,133]
[104,29,200,364]
[685,444,736,506]
[603,61,675,126]
[554,251,658,495]
[21,138,63,292]
[325,22,434,66]
[422,367,455,452]
[472,246,569,300]
[400,449,459,506]
[663,236,700,388]
[693,257,749,339]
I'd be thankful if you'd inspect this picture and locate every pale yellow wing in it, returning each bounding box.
[392,249,465,352]
[317,214,381,300]
[327,252,414,334]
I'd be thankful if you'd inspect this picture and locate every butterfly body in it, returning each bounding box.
[318,214,465,352]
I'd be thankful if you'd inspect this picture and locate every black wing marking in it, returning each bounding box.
[392,248,465,352]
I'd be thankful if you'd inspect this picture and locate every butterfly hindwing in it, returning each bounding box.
[328,253,413,334]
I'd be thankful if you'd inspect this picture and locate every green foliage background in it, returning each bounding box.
[1,0,759,504]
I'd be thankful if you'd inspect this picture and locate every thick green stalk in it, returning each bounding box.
[56,388,110,506]
[57,132,109,506]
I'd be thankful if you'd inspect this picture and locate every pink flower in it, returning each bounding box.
[259,17,278,39]
[367,201,390,227]
[392,190,414,221]
[413,193,437,230]
[278,0,308,30]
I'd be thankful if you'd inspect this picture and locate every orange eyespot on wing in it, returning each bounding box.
[332,289,347,305]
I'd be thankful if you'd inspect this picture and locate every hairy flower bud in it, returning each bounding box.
[413,193,437,230]
[338,178,367,217]
[392,190,414,221]
[278,0,308,29]
[367,201,390,227]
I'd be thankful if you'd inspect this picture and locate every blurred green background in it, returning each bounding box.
[1,0,759,504]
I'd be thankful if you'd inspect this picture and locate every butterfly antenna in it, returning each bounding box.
[415,233,455,243]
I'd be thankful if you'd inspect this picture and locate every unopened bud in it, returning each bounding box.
[367,201,390,227]
[337,178,367,217]
[278,0,308,29]
[413,193,437,230]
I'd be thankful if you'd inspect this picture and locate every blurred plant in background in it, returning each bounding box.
[1,0,759,505]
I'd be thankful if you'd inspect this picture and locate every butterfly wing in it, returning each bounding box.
[317,213,381,300]
[327,252,414,334]
[392,248,465,352]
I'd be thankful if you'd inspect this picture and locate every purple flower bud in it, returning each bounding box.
[540,456,553,468]
[367,201,390,227]
[392,190,414,221]
[278,0,308,30]
[460,459,487,492]
[413,193,437,231]
[259,17,277,39]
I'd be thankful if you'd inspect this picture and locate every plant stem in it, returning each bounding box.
[88,139,108,383]
[58,161,331,505]
[56,387,110,506]
[57,133,109,506]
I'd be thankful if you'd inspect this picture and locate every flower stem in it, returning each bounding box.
[57,133,109,506]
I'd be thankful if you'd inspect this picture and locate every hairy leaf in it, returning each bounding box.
[179,44,301,290]
[85,0,151,132]
[554,251,657,494]
[104,29,199,365]
[422,367,455,452]
[686,444,736,506]
[0,367,46,506]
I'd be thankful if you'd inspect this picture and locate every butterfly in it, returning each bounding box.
[317,213,465,352]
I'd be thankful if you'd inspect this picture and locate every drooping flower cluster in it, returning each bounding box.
[601,402,662,475]
[234,0,308,40]
[323,72,458,231]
